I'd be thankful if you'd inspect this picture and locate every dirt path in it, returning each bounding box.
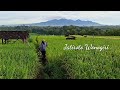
[35,48,48,79]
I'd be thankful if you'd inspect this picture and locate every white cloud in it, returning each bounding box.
[0,11,120,25]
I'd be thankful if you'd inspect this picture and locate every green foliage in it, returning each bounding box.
[32,35,120,79]
[28,38,33,43]
[0,41,42,79]
[1,33,120,79]
[1,25,120,36]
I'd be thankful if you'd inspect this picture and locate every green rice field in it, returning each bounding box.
[1,34,120,79]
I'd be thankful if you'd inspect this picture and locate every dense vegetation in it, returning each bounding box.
[0,25,120,36]
[0,40,42,79]
[1,34,120,79]
[32,35,120,79]
[0,25,120,79]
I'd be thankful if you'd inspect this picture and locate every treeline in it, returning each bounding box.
[0,25,120,36]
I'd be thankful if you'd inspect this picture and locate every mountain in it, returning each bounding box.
[30,19,103,26]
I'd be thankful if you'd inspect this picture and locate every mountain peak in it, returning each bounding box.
[32,19,102,26]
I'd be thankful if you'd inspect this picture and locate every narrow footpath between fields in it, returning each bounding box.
[35,46,48,79]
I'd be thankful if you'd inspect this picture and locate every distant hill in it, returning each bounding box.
[30,19,103,26]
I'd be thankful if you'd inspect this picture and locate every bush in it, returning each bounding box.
[28,38,33,43]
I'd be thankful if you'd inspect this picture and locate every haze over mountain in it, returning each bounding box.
[29,19,103,26]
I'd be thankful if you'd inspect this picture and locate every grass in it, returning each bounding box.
[31,35,120,79]
[0,40,42,79]
[1,34,120,79]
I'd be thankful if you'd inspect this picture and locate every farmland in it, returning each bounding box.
[0,40,42,79]
[0,34,120,79]
[32,35,120,79]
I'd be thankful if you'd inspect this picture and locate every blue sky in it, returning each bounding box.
[0,11,120,25]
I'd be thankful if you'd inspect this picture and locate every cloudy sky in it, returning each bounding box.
[0,11,120,25]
